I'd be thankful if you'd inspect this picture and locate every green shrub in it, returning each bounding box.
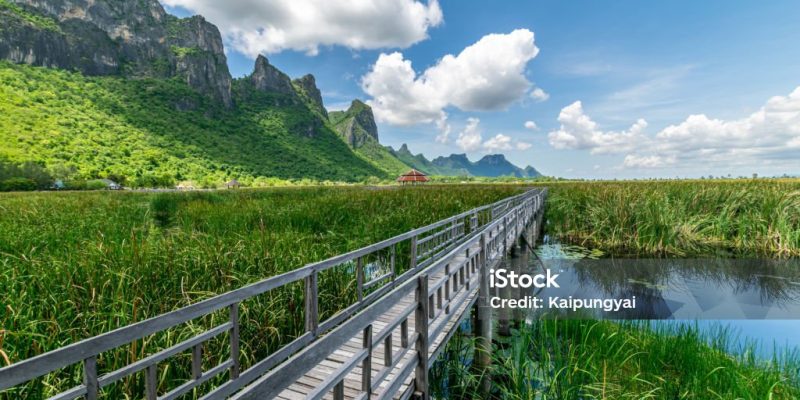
[1,177,36,191]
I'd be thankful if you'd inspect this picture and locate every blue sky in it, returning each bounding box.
[163,0,800,178]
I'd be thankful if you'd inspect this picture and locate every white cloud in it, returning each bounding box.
[483,134,515,151]
[435,117,451,144]
[160,0,443,57]
[623,155,675,168]
[530,87,550,102]
[551,86,800,171]
[524,120,539,130]
[547,101,648,154]
[455,119,533,152]
[456,118,483,151]
[361,29,540,127]
[630,86,800,167]
[515,141,533,150]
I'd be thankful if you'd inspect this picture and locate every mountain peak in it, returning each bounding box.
[251,55,294,94]
[329,98,379,148]
[0,0,234,107]
[293,73,326,117]
[477,154,508,165]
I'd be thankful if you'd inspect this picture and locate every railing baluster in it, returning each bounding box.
[384,333,393,367]
[192,343,203,380]
[146,363,158,400]
[230,302,241,379]
[401,319,409,348]
[357,257,364,302]
[390,244,396,282]
[305,272,319,336]
[414,275,429,397]
[410,236,418,270]
[333,380,345,400]
[362,324,373,397]
[83,356,98,400]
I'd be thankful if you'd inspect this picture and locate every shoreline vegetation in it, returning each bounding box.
[433,320,800,400]
[543,179,800,258]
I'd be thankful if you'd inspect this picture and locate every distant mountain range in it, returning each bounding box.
[0,0,541,183]
[389,144,541,178]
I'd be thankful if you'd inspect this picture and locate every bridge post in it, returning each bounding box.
[414,275,429,399]
[473,233,493,396]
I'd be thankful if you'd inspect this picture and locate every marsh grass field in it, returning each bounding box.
[2,180,800,399]
[545,179,800,257]
[434,320,800,400]
[0,185,523,398]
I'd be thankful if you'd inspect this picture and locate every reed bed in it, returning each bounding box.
[433,320,800,399]
[0,185,523,398]
[543,179,800,257]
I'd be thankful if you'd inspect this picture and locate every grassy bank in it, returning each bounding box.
[543,179,800,257]
[434,320,800,399]
[0,185,523,398]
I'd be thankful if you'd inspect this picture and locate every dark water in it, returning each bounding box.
[525,237,800,358]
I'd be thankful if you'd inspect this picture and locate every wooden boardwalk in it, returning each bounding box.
[0,188,546,400]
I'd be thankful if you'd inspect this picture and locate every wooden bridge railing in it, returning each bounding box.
[0,188,547,400]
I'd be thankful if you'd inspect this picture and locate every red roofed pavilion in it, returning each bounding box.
[397,169,429,185]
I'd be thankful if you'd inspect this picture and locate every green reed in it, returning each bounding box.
[433,320,800,400]
[542,179,800,257]
[0,185,523,398]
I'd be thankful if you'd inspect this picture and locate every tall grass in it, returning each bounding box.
[434,320,800,399]
[0,185,523,398]
[543,180,800,257]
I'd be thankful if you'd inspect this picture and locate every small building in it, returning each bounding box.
[99,179,122,190]
[225,179,241,189]
[397,169,429,185]
[51,180,66,190]
[176,181,196,191]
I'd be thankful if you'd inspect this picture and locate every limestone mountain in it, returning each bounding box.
[0,0,396,183]
[329,100,409,175]
[250,55,294,96]
[389,144,540,178]
[388,144,462,176]
[0,0,233,107]
[424,152,540,178]
[0,0,543,183]
[292,74,327,119]
[329,100,379,147]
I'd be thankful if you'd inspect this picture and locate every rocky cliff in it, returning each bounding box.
[329,100,379,148]
[250,55,294,96]
[293,74,327,118]
[0,0,233,107]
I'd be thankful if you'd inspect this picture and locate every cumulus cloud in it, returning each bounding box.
[483,134,514,151]
[549,86,800,170]
[456,118,483,151]
[515,141,533,150]
[435,117,452,144]
[622,154,675,168]
[627,86,800,168]
[361,29,540,127]
[547,101,648,154]
[530,87,550,102]
[160,0,443,56]
[524,120,539,130]
[455,119,532,152]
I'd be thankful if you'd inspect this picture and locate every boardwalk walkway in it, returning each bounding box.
[0,188,547,400]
